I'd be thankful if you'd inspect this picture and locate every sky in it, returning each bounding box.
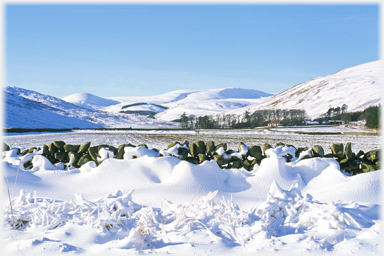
[5,3,380,99]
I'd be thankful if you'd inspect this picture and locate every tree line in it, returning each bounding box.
[315,104,380,129]
[178,104,380,130]
[179,109,307,129]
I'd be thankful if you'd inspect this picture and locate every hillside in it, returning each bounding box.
[62,92,119,110]
[155,98,266,121]
[4,87,102,129]
[228,60,381,119]
[118,102,168,116]
[108,89,199,105]
[3,86,178,129]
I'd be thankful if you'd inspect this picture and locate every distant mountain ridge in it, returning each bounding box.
[104,88,272,105]
[4,60,381,129]
[90,87,273,121]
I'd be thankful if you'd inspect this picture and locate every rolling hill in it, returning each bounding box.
[227,60,381,119]
[102,88,273,121]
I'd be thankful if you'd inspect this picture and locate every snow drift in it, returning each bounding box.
[2,143,381,254]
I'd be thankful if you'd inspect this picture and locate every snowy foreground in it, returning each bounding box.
[2,141,382,255]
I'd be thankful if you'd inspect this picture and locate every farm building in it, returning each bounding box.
[268,122,283,127]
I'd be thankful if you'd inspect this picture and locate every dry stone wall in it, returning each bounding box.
[2,140,380,175]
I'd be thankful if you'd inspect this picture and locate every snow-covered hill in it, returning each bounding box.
[3,86,178,129]
[154,98,266,121]
[119,102,168,116]
[156,88,273,121]
[103,88,273,121]
[65,59,381,123]
[228,61,382,119]
[108,89,199,105]
[4,87,102,129]
[62,92,119,110]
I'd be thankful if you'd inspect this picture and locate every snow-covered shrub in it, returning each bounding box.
[3,189,135,232]
[256,181,373,236]
[3,183,377,252]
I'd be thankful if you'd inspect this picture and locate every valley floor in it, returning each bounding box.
[3,127,381,155]
[265,123,379,134]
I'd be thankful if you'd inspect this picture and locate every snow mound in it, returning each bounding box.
[123,146,160,159]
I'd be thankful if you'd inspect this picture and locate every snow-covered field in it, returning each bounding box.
[267,123,379,134]
[2,131,382,254]
[3,129,381,155]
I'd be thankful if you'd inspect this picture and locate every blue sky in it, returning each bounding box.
[5,4,379,98]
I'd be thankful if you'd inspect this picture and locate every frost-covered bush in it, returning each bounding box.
[3,182,375,252]
[256,181,373,236]
[4,189,135,231]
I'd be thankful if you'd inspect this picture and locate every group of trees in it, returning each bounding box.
[315,104,380,129]
[315,104,351,123]
[179,109,307,129]
[365,105,380,129]
[325,104,349,118]
[178,104,381,130]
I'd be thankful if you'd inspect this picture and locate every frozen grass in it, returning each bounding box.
[3,183,379,254]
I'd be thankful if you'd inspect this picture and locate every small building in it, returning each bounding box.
[268,122,283,127]
[304,120,320,125]
[329,120,345,125]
